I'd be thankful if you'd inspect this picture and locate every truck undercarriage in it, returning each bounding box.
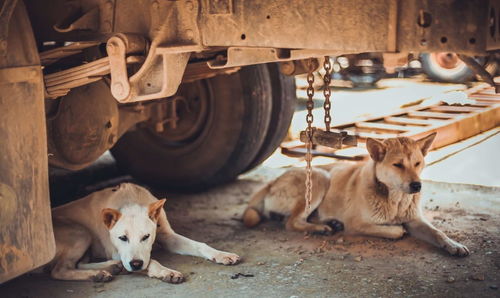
[1,0,499,282]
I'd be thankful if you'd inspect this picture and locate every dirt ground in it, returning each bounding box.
[2,164,499,298]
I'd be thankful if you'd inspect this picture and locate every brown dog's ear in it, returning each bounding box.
[148,199,166,222]
[416,132,437,156]
[102,208,122,229]
[366,138,386,162]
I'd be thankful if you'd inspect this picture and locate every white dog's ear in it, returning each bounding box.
[148,199,166,222]
[102,208,122,229]
[416,132,437,156]
[366,138,386,162]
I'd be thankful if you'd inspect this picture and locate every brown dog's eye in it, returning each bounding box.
[119,235,128,242]
[393,163,404,169]
[415,162,421,166]
[141,234,150,242]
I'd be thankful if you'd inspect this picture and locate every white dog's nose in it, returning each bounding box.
[129,259,144,271]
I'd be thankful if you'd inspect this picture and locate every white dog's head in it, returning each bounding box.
[101,199,166,272]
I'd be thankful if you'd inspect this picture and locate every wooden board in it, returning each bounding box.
[282,84,500,159]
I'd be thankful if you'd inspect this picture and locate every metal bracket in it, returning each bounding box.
[299,128,357,149]
[280,59,320,76]
[107,35,131,101]
[207,47,356,70]
[458,54,500,93]
[106,32,201,103]
[53,6,99,33]
[208,47,291,69]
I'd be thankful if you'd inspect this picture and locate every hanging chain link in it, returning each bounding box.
[304,58,315,211]
[323,56,332,132]
[304,57,334,212]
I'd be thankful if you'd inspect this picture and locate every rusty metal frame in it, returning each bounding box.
[24,0,500,103]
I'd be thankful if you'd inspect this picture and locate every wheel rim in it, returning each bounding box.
[431,52,465,70]
[142,80,213,148]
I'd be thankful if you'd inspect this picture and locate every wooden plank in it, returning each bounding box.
[355,121,412,132]
[470,94,500,99]
[429,106,483,113]
[344,130,397,139]
[407,111,458,119]
[464,102,495,107]
[469,96,500,102]
[409,105,500,150]
[383,116,436,126]
[281,146,364,161]
[476,90,497,95]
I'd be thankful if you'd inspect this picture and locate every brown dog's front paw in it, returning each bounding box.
[92,270,113,282]
[311,224,334,236]
[161,270,185,284]
[386,225,406,239]
[444,240,470,257]
[326,220,345,233]
[212,252,241,265]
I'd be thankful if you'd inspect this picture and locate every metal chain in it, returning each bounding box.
[323,56,332,131]
[305,58,315,211]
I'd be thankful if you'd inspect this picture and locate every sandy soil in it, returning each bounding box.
[2,166,499,298]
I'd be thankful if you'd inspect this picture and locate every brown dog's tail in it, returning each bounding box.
[242,183,271,228]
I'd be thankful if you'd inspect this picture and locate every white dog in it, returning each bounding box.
[48,183,240,282]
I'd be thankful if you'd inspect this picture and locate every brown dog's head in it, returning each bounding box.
[366,132,436,194]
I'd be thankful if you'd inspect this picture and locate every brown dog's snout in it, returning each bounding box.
[409,181,421,193]
[130,259,144,271]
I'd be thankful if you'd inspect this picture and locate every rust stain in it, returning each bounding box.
[0,244,32,278]
[0,183,17,225]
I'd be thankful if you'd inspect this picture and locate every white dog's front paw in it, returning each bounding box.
[159,269,184,284]
[91,270,114,282]
[444,239,470,257]
[212,252,241,265]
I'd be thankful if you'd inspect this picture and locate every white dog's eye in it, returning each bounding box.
[141,234,150,242]
[119,235,128,242]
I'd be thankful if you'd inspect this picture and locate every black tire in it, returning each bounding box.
[244,63,296,171]
[111,65,272,191]
[420,52,475,83]
[347,72,384,88]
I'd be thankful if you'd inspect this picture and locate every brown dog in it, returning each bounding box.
[243,133,469,257]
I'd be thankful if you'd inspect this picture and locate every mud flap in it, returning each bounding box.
[0,0,55,283]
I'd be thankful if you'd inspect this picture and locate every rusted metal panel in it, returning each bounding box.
[0,0,55,283]
[199,0,394,52]
[486,0,500,51]
[25,0,499,55]
[397,0,489,55]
